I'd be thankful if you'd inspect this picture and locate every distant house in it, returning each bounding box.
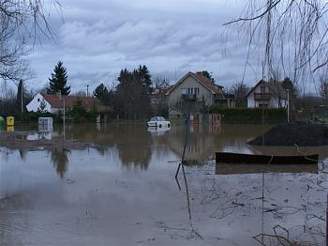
[26,93,100,113]
[165,72,225,116]
[247,80,289,108]
[223,93,236,108]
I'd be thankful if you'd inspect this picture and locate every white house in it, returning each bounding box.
[26,93,98,113]
[26,93,57,113]
[247,80,289,108]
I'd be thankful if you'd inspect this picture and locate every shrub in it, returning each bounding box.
[209,107,287,124]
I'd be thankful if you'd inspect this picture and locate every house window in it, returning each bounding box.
[259,104,268,108]
[194,88,199,95]
[181,88,187,95]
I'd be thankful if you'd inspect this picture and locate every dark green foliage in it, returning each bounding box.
[48,61,71,95]
[199,70,215,83]
[138,65,152,94]
[93,83,110,104]
[68,100,97,122]
[16,80,26,113]
[115,66,152,119]
[209,107,287,124]
[0,97,16,116]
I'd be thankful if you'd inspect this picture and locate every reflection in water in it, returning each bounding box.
[18,149,27,161]
[1,124,328,245]
[116,126,152,170]
[65,124,153,170]
[49,147,70,178]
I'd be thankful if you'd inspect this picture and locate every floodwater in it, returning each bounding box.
[0,123,328,246]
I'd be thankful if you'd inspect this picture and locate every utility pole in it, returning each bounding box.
[86,84,89,97]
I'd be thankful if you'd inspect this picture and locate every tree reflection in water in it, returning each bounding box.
[49,147,70,178]
[116,125,152,170]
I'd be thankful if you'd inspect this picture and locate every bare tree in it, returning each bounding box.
[0,0,55,81]
[225,0,328,91]
[230,82,249,107]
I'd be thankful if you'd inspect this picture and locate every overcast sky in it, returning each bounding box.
[25,0,264,93]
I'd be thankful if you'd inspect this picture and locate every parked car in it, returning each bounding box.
[147,116,171,128]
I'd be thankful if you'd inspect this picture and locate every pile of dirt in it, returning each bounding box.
[248,122,328,146]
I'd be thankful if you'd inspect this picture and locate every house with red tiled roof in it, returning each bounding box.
[165,72,225,116]
[26,93,103,113]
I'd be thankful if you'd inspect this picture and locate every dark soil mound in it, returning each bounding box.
[248,122,328,146]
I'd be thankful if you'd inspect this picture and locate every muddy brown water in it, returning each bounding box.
[0,123,328,246]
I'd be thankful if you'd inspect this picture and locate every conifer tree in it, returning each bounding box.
[48,61,71,95]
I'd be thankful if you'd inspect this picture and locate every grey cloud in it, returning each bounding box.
[25,0,261,92]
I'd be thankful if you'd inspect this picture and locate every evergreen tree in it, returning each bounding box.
[47,61,71,95]
[115,67,151,119]
[199,70,215,83]
[16,79,26,113]
[138,65,152,94]
[93,83,110,104]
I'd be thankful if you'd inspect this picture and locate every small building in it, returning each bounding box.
[165,72,225,117]
[246,80,289,108]
[26,93,102,113]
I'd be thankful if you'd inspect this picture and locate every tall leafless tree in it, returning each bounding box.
[230,82,249,107]
[0,0,55,81]
[225,0,328,92]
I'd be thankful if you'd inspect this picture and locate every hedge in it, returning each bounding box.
[209,107,287,124]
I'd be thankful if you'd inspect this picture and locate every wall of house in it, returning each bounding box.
[26,93,53,113]
[247,82,288,109]
[167,75,214,108]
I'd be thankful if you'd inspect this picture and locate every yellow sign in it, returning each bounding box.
[6,116,14,127]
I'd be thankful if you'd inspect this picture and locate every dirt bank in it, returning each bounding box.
[248,122,328,146]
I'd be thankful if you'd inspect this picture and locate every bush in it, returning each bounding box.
[209,107,287,124]
[68,101,97,122]
[16,112,61,123]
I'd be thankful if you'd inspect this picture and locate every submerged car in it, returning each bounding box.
[147,116,171,128]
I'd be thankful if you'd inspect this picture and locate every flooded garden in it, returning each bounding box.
[0,123,328,245]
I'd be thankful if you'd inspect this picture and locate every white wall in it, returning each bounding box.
[247,82,288,109]
[26,93,53,113]
[168,75,214,107]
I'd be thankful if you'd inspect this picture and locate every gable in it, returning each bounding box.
[26,93,53,112]
[246,80,266,97]
[166,72,223,96]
